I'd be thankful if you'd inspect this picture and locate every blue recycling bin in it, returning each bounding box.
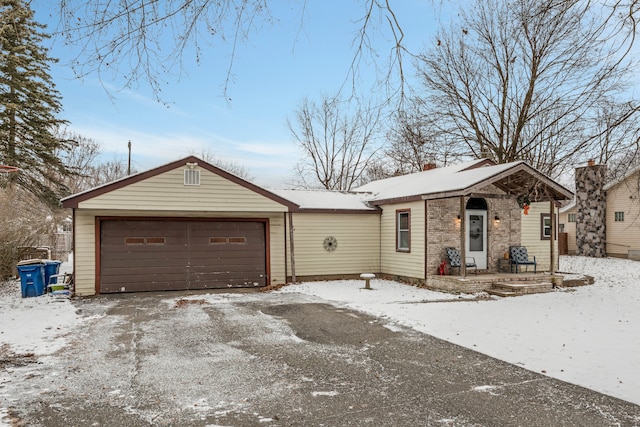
[17,263,45,298]
[43,260,61,288]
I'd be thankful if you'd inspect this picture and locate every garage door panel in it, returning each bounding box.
[100,251,187,262]
[101,273,191,291]
[101,264,190,277]
[100,219,267,293]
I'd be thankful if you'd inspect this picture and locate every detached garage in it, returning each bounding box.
[62,156,381,296]
[62,156,295,296]
[99,219,267,293]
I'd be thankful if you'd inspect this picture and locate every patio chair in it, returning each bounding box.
[445,247,477,275]
[509,246,537,273]
[47,272,73,296]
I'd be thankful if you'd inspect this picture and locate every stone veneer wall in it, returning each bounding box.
[575,164,607,257]
[425,190,521,275]
[426,197,462,275]
[490,196,522,269]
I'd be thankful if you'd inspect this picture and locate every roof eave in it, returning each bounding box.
[61,156,300,211]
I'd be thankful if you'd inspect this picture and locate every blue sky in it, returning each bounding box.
[31,1,445,188]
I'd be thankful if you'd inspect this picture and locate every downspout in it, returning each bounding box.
[283,212,288,282]
[460,196,467,277]
[424,199,428,284]
[288,211,296,283]
[379,206,382,277]
[71,208,76,295]
[549,200,555,274]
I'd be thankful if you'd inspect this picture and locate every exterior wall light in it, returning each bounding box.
[494,215,500,223]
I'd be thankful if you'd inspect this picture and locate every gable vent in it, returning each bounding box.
[184,169,200,186]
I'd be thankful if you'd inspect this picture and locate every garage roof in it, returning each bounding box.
[61,156,299,210]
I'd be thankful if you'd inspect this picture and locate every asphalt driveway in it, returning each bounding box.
[5,290,640,426]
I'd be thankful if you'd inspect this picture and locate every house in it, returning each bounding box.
[61,156,572,296]
[559,162,640,259]
[559,201,577,255]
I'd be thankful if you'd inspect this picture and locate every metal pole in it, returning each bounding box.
[127,140,132,175]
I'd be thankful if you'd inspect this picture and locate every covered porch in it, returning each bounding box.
[425,161,573,287]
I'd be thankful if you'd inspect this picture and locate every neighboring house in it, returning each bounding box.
[559,201,577,255]
[61,156,572,296]
[559,163,640,259]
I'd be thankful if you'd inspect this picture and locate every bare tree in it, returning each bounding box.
[591,101,640,171]
[188,147,252,180]
[414,0,639,177]
[288,96,382,190]
[56,1,277,101]
[53,1,640,107]
[88,157,136,187]
[53,1,418,103]
[56,130,101,193]
[380,102,467,177]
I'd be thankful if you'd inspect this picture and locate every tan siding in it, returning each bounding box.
[268,214,286,285]
[606,174,640,256]
[520,202,558,271]
[559,172,640,257]
[379,201,425,280]
[72,209,286,295]
[77,168,287,212]
[74,211,97,296]
[286,213,380,276]
[559,207,577,254]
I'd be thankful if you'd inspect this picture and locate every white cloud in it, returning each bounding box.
[66,122,298,187]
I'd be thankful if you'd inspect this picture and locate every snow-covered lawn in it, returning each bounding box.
[278,255,640,406]
[0,261,79,356]
[1,255,639,416]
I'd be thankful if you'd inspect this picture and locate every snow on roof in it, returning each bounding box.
[559,200,576,213]
[603,163,640,191]
[355,159,523,202]
[270,188,376,211]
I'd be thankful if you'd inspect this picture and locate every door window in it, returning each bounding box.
[469,214,484,252]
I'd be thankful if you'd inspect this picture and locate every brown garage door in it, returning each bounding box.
[100,219,267,293]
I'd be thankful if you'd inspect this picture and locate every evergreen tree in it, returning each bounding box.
[0,0,73,206]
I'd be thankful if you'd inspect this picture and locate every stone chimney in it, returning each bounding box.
[423,163,437,171]
[575,160,607,257]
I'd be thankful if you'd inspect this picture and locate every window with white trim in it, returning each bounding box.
[396,210,410,252]
[541,213,552,240]
[568,213,576,222]
[615,211,625,222]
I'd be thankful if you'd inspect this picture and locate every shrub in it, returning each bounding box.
[0,188,55,280]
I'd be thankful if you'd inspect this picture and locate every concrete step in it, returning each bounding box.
[486,289,520,297]
[489,282,553,296]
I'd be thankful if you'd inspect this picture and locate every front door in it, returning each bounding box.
[466,210,487,269]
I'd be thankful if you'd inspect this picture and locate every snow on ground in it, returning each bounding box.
[0,258,80,357]
[278,256,640,406]
[0,254,639,420]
